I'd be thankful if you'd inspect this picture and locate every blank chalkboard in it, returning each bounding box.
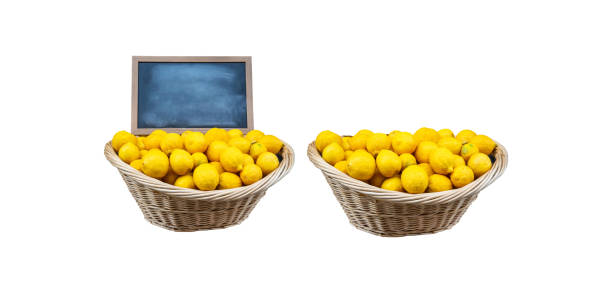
[131,56,253,135]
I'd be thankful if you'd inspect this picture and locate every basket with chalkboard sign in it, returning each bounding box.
[105,56,294,232]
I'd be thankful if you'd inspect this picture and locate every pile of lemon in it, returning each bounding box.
[111,128,283,191]
[315,128,496,194]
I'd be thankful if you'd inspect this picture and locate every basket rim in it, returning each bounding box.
[307,137,508,204]
[105,139,294,201]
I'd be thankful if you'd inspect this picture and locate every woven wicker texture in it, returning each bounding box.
[308,140,508,237]
[105,141,294,231]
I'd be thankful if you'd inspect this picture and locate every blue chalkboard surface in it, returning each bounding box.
[137,62,248,129]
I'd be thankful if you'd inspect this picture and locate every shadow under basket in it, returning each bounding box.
[307,141,508,237]
[105,141,294,232]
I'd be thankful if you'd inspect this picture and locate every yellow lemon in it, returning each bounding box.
[169,149,194,175]
[249,142,267,160]
[369,170,385,187]
[209,161,224,174]
[144,132,166,150]
[180,130,193,140]
[469,135,496,155]
[456,129,476,144]
[257,135,284,154]
[460,143,479,161]
[451,165,474,188]
[381,176,403,192]
[219,172,243,189]
[414,127,440,144]
[391,132,417,154]
[220,146,245,173]
[415,141,438,163]
[228,136,251,154]
[175,174,195,189]
[130,159,143,172]
[242,153,255,166]
[160,133,183,155]
[118,142,140,164]
[322,142,345,165]
[162,168,177,185]
[438,129,454,138]
[355,129,374,137]
[112,130,137,152]
[142,149,169,179]
[401,165,429,194]
[345,150,354,160]
[468,153,492,177]
[228,129,244,139]
[341,137,351,150]
[334,160,348,174]
[388,130,402,140]
[191,152,208,168]
[150,129,167,137]
[245,129,265,142]
[437,137,462,155]
[346,149,376,180]
[205,128,229,143]
[136,136,146,149]
[376,149,401,177]
[206,141,228,162]
[429,148,455,175]
[240,164,263,185]
[193,164,220,191]
[184,131,207,154]
[428,174,452,192]
[349,134,368,151]
[256,152,280,175]
[399,153,416,170]
[366,133,391,155]
[453,155,466,169]
[418,163,434,176]
[315,130,342,152]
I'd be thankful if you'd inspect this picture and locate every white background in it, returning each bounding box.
[1,1,611,292]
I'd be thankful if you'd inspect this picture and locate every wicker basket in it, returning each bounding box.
[105,141,294,232]
[307,140,508,237]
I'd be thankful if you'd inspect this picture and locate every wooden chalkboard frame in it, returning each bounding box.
[131,56,254,135]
